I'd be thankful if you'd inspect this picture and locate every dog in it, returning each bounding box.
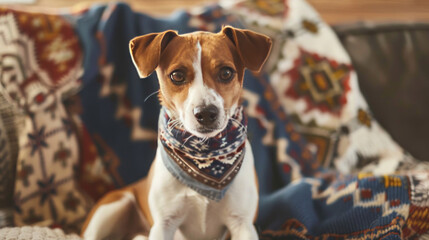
[81,26,272,240]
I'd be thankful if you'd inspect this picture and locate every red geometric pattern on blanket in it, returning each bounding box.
[0,8,88,232]
[64,93,122,202]
[284,49,352,115]
[255,75,319,175]
[402,171,429,238]
[0,8,81,87]
[403,205,429,238]
[261,217,406,239]
[77,124,118,201]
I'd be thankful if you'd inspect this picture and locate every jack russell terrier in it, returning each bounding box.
[81,26,272,240]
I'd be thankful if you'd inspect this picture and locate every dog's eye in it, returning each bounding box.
[170,70,186,84]
[218,67,235,83]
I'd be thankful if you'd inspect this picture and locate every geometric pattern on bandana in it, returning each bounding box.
[159,106,247,200]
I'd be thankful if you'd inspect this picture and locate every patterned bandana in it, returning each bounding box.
[159,106,247,201]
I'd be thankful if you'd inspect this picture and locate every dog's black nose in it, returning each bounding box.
[193,105,219,126]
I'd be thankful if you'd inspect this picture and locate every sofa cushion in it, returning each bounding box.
[0,90,23,227]
[0,8,90,232]
[334,22,429,161]
[222,0,417,175]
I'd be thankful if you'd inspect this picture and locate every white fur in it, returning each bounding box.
[145,43,258,239]
[84,39,258,240]
[148,140,258,240]
[180,41,227,138]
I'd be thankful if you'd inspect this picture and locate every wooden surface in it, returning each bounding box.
[308,0,429,24]
[5,0,429,24]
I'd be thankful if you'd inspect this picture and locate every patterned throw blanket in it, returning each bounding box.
[1,0,429,239]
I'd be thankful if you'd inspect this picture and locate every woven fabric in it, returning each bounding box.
[0,8,90,232]
[0,226,81,240]
[221,0,419,175]
[159,107,247,201]
[1,1,429,239]
[0,91,22,227]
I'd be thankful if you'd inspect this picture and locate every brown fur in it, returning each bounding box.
[155,32,245,114]
[129,26,272,114]
[82,26,272,237]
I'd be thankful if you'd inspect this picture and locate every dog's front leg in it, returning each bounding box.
[148,154,187,240]
[148,219,182,240]
[222,142,259,240]
[148,192,188,240]
[148,195,186,240]
[226,218,258,240]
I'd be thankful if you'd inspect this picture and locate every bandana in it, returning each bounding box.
[159,106,247,201]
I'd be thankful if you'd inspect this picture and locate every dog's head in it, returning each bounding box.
[129,26,271,138]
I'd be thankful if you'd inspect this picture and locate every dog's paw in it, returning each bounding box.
[132,234,148,240]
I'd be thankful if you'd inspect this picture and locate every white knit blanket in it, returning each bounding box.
[0,227,81,240]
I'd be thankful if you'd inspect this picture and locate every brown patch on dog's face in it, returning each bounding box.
[156,32,244,115]
[154,32,245,137]
[129,27,271,137]
[199,33,245,114]
[155,36,199,114]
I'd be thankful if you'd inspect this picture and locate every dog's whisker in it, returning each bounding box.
[167,119,182,131]
[182,135,193,147]
[232,118,244,126]
[166,118,177,125]
[168,121,180,131]
[144,90,160,102]
[231,118,245,129]
[167,120,175,128]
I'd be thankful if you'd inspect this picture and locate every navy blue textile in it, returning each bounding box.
[70,3,426,239]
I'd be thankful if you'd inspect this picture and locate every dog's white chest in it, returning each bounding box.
[150,149,229,239]
[149,141,258,240]
[178,192,227,240]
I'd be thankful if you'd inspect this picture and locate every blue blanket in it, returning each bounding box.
[3,1,429,238]
[71,3,429,238]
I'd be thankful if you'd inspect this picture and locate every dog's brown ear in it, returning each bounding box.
[222,26,272,73]
[129,30,178,78]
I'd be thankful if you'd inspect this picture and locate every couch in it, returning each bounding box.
[0,1,428,239]
[334,22,429,161]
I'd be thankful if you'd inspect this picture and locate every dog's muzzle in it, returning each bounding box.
[193,104,219,131]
